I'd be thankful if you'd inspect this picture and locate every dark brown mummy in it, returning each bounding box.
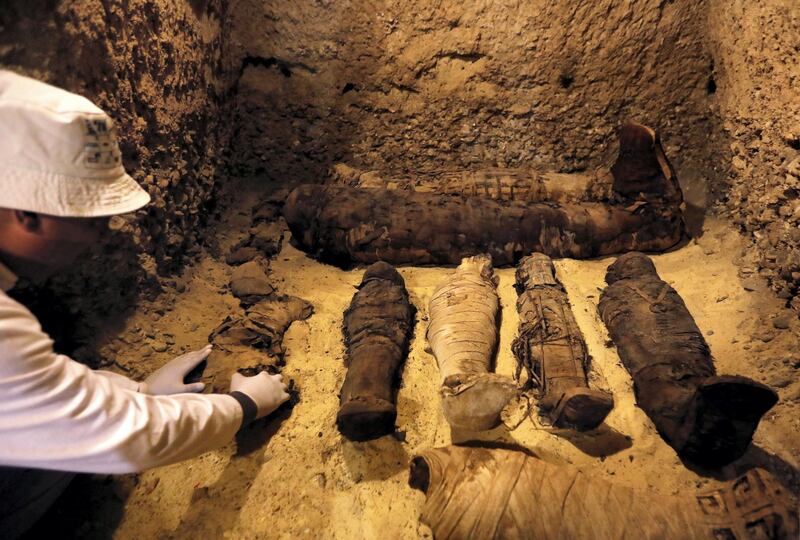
[283,186,683,267]
[337,262,414,441]
[598,252,778,466]
[284,123,684,268]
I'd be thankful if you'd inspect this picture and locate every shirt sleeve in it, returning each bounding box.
[94,369,141,392]
[0,292,243,474]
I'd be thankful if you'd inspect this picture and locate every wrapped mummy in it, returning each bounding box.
[410,445,798,540]
[427,255,516,431]
[512,253,613,430]
[284,123,686,267]
[337,262,414,441]
[599,253,778,466]
[328,122,682,207]
[330,165,613,205]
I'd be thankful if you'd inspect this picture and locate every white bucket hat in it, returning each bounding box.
[0,70,151,217]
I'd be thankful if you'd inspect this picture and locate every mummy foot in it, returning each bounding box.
[441,373,518,431]
[550,387,614,431]
[676,375,778,466]
[337,397,397,442]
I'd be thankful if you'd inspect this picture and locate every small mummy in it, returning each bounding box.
[512,253,613,430]
[427,254,516,431]
[337,262,414,441]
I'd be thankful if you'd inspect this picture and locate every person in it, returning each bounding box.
[0,70,289,538]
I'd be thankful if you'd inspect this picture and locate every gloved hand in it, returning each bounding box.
[230,371,290,419]
[139,345,211,395]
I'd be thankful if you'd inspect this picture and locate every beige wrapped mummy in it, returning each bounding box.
[409,445,798,540]
[427,255,517,431]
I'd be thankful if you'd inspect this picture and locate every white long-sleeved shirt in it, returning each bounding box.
[0,263,243,474]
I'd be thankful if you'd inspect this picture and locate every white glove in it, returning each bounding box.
[139,345,211,395]
[230,371,290,419]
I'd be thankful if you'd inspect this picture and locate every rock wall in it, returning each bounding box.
[1,0,797,343]
[230,0,717,207]
[0,0,236,349]
[707,0,800,313]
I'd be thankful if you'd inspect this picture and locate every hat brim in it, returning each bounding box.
[1,167,151,218]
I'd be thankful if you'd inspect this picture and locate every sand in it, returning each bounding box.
[30,180,800,539]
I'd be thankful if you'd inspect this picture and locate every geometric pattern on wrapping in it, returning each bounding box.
[694,469,799,540]
[374,167,614,205]
[512,287,589,398]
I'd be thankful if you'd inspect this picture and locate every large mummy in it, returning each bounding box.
[330,166,613,205]
[410,445,798,540]
[598,253,778,466]
[328,122,682,207]
[427,255,516,431]
[284,123,684,267]
[512,253,613,430]
[337,262,414,441]
[284,186,683,267]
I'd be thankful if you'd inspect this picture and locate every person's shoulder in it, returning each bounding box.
[0,289,45,332]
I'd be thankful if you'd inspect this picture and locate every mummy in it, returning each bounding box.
[512,253,613,430]
[598,252,778,466]
[410,445,797,540]
[328,122,682,207]
[337,262,414,441]
[427,254,516,431]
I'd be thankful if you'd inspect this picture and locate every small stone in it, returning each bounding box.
[771,315,791,330]
[787,156,800,178]
[248,222,284,255]
[768,372,792,389]
[741,277,760,291]
[755,331,775,343]
[151,340,169,353]
[312,473,326,488]
[706,330,714,336]
[226,246,260,265]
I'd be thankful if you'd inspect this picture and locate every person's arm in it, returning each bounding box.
[94,369,140,392]
[0,294,247,474]
[95,345,213,395]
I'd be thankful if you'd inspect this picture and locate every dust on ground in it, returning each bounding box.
[31,179,800,539]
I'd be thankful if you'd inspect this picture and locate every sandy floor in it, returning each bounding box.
[32,180,800,539]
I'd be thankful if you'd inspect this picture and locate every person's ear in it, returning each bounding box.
[14,210,42,233]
